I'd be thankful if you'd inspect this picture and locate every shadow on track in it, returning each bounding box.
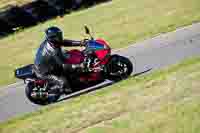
[58,68,152,103]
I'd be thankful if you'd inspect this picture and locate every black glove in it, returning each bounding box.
[81,39,89,47]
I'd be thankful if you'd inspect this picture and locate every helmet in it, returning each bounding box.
[45,26,63,44]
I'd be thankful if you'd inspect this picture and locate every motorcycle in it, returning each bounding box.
[15,26,133,105]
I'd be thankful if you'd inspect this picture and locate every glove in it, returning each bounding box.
[80,39,88,46]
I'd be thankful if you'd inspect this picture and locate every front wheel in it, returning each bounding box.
[106,55,133,81]
[25,82,61,105]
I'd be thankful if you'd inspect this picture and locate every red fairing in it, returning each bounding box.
[96,38,109,46]
[35,80,47,86]
[80,72,101,82]
[65,50,84,64]
[95,49,109,60]
[95,38,111,64]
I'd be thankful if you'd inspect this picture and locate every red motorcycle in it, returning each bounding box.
[15,26,133,105]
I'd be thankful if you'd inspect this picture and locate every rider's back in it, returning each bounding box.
[34,40,64,75]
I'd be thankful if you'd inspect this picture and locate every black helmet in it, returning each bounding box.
[45,26,63,44]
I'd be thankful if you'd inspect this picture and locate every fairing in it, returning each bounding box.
[64,50,84,64]
[86,39,110,51]
[86,39,111,61]
[63,38,111,82]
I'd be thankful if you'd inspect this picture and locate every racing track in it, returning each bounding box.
[1,23,200,123]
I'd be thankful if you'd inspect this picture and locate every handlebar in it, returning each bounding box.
[81,38,91,47]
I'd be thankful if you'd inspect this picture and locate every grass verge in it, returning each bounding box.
[0,57,200,133]
[1,0,200,86]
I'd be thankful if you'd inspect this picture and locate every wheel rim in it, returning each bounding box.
[29,84,60,103]
[110,60,129,79]
[30,85,48,100]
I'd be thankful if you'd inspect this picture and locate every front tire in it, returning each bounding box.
[106,55,133,81]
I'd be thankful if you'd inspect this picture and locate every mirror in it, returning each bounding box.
[84,25,90,34]
[84,25,94,40]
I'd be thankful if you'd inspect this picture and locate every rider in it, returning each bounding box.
[33,26,87,93]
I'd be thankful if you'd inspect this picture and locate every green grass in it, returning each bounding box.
[1,0,200,87]
[0,57,200,133]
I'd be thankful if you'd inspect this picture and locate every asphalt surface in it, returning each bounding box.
[1,23,200,123]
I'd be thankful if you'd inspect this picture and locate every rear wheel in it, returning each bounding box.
[25,82,61,105]
[106,55,133,81]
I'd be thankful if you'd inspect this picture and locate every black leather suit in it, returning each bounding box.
[33,39,83,92]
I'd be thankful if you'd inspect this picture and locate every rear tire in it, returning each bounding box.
[106,55,133,81]
[25,82,61,105]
